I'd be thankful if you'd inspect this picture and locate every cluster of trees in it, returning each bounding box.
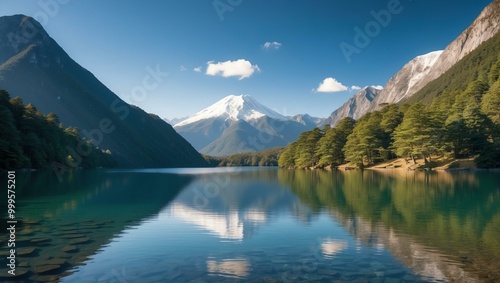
[205,147,283,167]
[0,90,116,170]
[279,78,500,169]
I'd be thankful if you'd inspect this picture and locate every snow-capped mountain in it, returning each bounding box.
[365,50,443,113]
[412,0,500,96]
[328,1,500,121]
[174,95,315,156]
[324,86,382,127]
[175,95,287,127]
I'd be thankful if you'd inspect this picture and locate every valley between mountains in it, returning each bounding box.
[1,0,499,170]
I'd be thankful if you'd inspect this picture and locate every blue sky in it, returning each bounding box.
[0,0,493,119]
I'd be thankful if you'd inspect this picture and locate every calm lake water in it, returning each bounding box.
[1,168,499,282]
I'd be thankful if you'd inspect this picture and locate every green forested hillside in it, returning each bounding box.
[0,90,116,170]
[279,31,500,169]
[205,147,283,167]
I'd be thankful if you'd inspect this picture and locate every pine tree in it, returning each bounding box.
[295,128,323,168]
[481,79,500,124]
[393,103,443,165]
[278,142,297,168]
[343,113,385,167]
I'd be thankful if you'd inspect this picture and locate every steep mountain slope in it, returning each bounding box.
[366,51,443,112]
[406,29,500,105]
[175,95,314,156]
[406,0,500,96]
[0,15,207,168]
[324,1,500,122]
[324,86,382,127]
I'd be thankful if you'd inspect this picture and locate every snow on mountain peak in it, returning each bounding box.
[405,50,443,100]
[174,94,287,127]
[415,50,443,67]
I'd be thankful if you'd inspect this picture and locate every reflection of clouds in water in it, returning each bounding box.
[207,258,250,278]
[321,238,348,258]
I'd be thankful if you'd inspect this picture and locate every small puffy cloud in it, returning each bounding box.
[372,85,384,90]
[194,66,202,72]
[180,65,187,71]
[350,85,362,91]
[316,77,348,93]
[206,59,260,80]
[262,41,282,50]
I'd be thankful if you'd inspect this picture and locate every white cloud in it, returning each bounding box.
[350,85,362,91]
[180,65,187,71]
[206,59,260,80]
[194,66,202,73]
[262,41,282,50]
[316,77,348,93]
[372,85,384,90]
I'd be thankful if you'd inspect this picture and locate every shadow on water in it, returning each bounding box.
[0,169,193,282]
[278,169,500,282]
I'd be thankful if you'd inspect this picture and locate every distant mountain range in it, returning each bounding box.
[0,15,207,168]
[174,95,322,156]
[1,0,498,162]
[174,0,500,156]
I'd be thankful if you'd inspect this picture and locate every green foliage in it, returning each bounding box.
[316,117,356,168]
[0,90,116,170]
[481,79,500,124]
[279,31,500,169]
[344,112,388,167]
[475,142,500,168]
[295,128,323,168]
[278,142,297,168]
[210,147,283,167]
[392,103,444,164]
[407,31,500,105]
[280,77,497,169]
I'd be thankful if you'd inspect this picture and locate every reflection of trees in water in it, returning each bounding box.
[0,170,194,281]
[277,169,500,282]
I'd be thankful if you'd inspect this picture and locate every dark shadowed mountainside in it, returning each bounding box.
[0,15,207,168]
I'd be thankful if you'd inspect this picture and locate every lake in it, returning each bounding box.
[0,168,499,282]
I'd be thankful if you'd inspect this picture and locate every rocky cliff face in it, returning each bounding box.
[366,51,442,112]
[324,86,382,127]
[334,0,500,119]
[407,0,500,96]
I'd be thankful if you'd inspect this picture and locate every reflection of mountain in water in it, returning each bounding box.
[278,169,500,282]
[168,173,313,240]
